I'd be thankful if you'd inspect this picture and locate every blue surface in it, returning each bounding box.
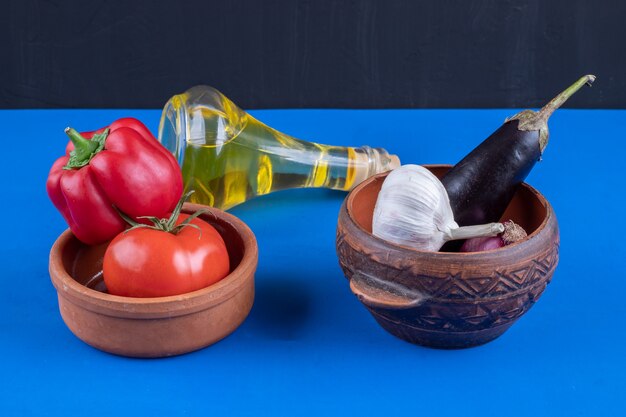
[1,108,624,416]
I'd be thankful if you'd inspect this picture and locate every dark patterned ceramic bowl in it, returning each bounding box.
[336,165,559,349]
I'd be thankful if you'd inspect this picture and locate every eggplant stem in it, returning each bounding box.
[446,222,504,241]
[536,74,596,123]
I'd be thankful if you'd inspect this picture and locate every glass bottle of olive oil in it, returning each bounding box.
[158,86,400,210]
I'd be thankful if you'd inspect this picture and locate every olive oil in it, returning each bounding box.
[159,86,399,210]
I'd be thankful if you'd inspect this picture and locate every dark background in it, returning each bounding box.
[1,0,623,109]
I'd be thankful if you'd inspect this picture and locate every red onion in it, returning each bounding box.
[460,236,504,252]
[460,220,527,252]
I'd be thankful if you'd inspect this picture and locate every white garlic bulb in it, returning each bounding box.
[372,164,504,251]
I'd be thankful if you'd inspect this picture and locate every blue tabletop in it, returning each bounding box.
[1,108,624,416]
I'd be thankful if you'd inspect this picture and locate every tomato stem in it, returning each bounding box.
[116,191,207,236]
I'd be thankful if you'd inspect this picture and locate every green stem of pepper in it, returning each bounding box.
[63,127,109,170]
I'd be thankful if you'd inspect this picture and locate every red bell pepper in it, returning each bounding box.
[47,117,183,245]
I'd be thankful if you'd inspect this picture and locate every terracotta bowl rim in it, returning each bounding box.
[49,203,258,316]
[345,164,553,258]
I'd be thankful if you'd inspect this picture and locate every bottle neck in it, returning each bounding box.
[349,146,400,189]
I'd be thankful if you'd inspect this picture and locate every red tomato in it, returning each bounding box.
[103,213,230,297]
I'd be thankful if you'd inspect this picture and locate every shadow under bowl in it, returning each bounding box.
[336,165,559,349]
[49,203,258,358]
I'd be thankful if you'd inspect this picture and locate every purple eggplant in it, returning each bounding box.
[442,75,595,227]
